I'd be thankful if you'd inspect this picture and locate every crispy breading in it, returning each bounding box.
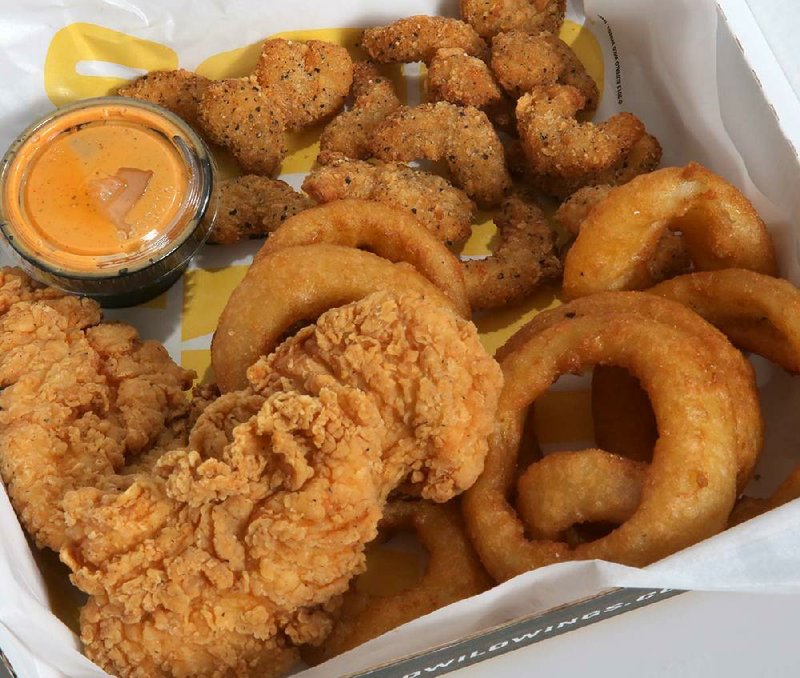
[303,153,475,244]
[319,61,402,159]
[60,291,502,678]
[209,175,314,245]
[197,78,287,176]
[362,16,488,64]
[463,193,562,310]
[371,102,512,207]
[254,39,354,130]
[460,0,566,39]
[516,85,646,188]
[428,48,514,128]
[491,31,599,110]
[117,68,211,130]
[0,290,193,551]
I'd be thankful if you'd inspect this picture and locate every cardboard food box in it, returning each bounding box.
[2,0,800,676]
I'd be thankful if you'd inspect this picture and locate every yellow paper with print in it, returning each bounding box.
[40,16,604,452]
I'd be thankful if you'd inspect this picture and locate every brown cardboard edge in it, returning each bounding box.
[345,587,684,678]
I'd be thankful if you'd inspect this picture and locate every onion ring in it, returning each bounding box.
[516,449,646,541]
[253,199,470,317]
[464,293,745,581]
[730,466,800,526]
[211,244,456,392]
[563,164,777,299]
[649,269,800,372]
[497,291,762,493]
[302,500,491,665]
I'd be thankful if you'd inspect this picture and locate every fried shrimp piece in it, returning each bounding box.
[198,78,287,176]
[209,175,314,245]
[460,0,566,39]
[0,290,193,551]
[517,85,645,178]
[254,39,354,130]
[463,194,562,310]
[118,69,211,130]
[491,32,599,110]
[428,48,513,128]
[303,153,475,244]
[371,102,512,207]
[319,61,401,159]
[555,184,691,283]
[362,16,488,64]
[61,292,501,678]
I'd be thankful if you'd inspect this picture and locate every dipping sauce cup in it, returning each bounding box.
[0,96,217,307]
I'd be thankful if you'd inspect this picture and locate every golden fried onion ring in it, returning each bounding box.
[563,164,777,299]
[516,449,646,541]
[464,292,747,581]
[303,500,491,665]
[254,199,470,318]
[211,245,456,392]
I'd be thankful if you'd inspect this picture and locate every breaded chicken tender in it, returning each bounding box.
[118,69,211,131]
[209,176,314,245]
[371,102,512,207]
[555,184,690,282]
[516,85,645,187]
[428,48,513,128]
[463,193,562,310]
[460,0,566,39]
[61,291,502,678]
[362,16,488,64]
[303,153,475,244]
[491,31,599,110]
[198,78,287,176]
[0,291,193,551]
[254,39,354,130]
[319,61,401,159]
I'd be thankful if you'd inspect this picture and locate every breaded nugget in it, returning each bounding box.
[492,31,599,110]
[463,193,562,310]
[531,133,663,198]
[555,183,690,282]
[460,0,566,39]
[319,62,401,159]
[303,153,475,245]
[254,39,354,130]
[516,85,645,182]
[362,16,488,64]
[198,78,287,176]
[209,176,315,245]
[118,68,211,130]
[428,48,513,128]
[371,102,511,207]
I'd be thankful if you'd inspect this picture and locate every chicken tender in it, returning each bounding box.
[428,48,513,128]
[198,78,287,176]
[460,0,566,39]
[254,39,354,130]
[371,102,511,207]
[319,61,402,159]
[463,194,562,310]
[61,291,502,678]
[118,68,211,131]
[516,85,646,190]
[362,16,488,64]
[491,31,599,110]
[209,176,314,245]
[0,290,193,551]
[303,153,475,244]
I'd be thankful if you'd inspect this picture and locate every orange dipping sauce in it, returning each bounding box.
[0,97,216,305]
